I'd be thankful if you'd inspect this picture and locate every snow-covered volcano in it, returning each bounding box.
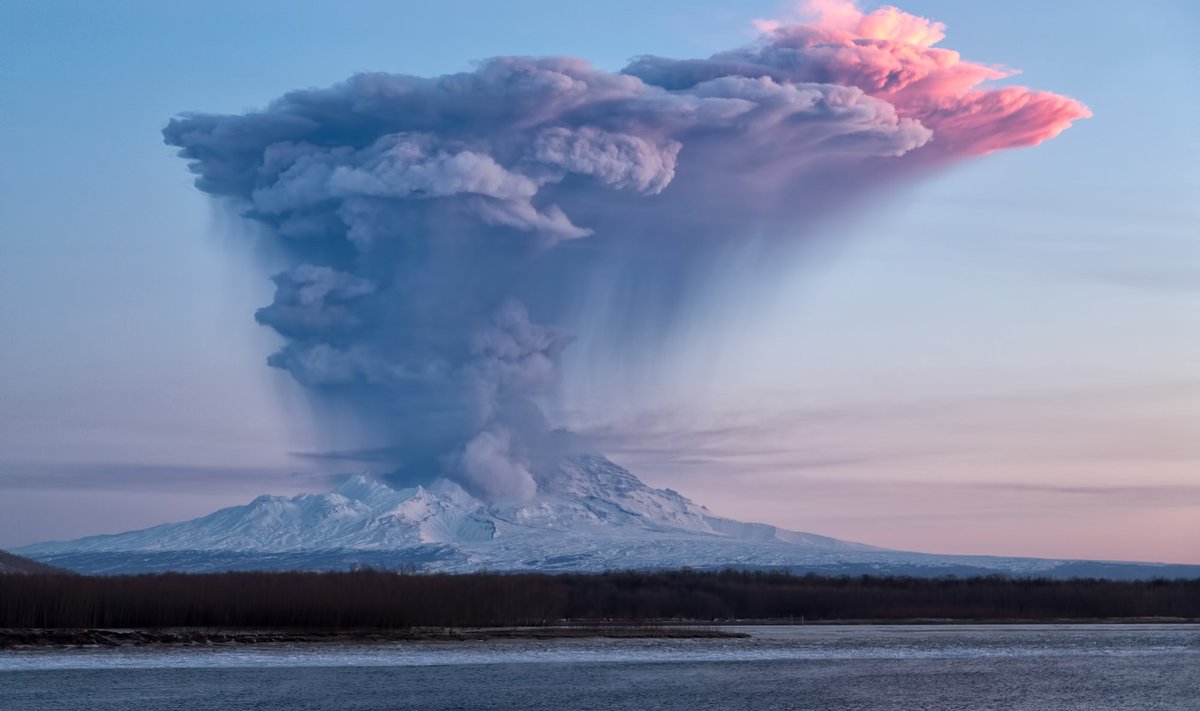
[18,455,1199,579]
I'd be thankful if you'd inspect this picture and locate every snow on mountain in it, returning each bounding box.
[18,455,1200,579]
[21,455,865,558]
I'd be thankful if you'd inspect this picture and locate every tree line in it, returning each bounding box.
[2,569,1196,629]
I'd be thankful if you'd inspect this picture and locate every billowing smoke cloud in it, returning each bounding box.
[164,1,1088,499]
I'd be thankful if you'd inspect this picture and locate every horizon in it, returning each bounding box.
[2,0,1198,565]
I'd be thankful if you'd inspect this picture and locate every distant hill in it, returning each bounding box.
[0,549,70,575]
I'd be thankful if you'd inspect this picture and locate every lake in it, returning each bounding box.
[2,624,1197,710]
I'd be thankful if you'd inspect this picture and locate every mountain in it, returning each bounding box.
[0,549,71,575]
[17,455,1200,579]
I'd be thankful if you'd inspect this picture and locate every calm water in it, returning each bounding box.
[2,624,1197,710]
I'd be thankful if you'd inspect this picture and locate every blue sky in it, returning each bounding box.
[1,1,1197,561]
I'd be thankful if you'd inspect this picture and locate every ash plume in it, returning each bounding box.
[164,1,1088,499]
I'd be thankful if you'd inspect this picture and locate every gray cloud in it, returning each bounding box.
[163,18,1084,499]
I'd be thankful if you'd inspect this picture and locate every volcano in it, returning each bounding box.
[18,455,1198,579]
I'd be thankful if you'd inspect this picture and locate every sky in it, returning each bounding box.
[1,0,1197,563]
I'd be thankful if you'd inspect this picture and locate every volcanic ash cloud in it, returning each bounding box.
[164,0,1089,499]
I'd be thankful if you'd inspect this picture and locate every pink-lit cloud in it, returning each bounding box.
[790,0,1092,155]
[639,0,1091,158]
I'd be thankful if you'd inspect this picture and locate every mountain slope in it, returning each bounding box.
[0,550,70,575]
[17,455,1200,579]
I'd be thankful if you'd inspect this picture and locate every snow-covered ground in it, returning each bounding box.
[18,455,1199,578]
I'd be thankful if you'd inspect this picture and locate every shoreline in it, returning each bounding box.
[0,626,746,649]
[4,619,1197,649]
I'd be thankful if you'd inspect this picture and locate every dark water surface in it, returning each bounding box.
[2,624,1197,710]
